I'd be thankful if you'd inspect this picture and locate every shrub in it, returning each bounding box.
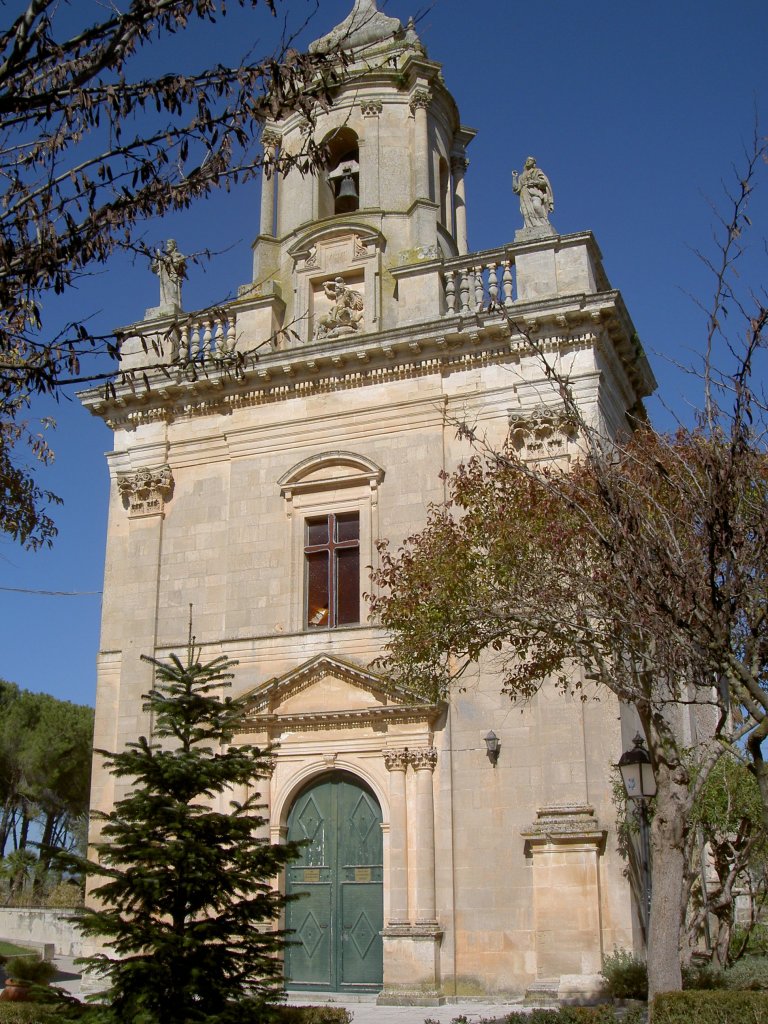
[730,921,768,959]
[681,962,726,989]
[505,1009,644,1023]
[3,957,57,985]
[652,989,768,1023]
[723,954,768,990]
[599,949,648,1000]
[267,1008,353,1024]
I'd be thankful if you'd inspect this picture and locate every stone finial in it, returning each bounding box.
[512,157,556,241]
[309,0,402,55]
[149,239,186,314]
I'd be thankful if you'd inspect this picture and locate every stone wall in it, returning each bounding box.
[0,908,83,958]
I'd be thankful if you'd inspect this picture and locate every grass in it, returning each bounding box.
[0,942,35,957]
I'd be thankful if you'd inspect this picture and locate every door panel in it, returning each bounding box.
[286,773,383,991]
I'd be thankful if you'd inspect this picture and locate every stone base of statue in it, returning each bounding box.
[515,223,557,243]
[144,301,182,320]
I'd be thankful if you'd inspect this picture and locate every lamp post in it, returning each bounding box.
[618,733,656,940]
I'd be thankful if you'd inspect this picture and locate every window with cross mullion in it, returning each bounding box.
[305,512,360,628]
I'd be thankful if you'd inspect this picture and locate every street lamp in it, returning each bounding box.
[618,733,655,940]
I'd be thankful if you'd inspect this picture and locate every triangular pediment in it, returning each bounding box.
[238,653,439,731]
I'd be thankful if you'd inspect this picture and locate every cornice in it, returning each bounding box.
[237,703,442,734]
[80,287,645,431]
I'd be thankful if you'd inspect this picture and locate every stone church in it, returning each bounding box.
[81,0,656,1005]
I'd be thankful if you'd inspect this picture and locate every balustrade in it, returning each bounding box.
[442,250,516,316]
[174,310,237,363]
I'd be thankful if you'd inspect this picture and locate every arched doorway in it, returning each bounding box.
[285,772,383,992]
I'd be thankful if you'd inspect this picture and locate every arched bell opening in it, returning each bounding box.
[284,770,383,993]
[319,127,360,218]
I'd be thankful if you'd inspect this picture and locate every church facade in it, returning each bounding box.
[81,0,655,1004]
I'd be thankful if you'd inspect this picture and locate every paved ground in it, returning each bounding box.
[49,955,529,1022]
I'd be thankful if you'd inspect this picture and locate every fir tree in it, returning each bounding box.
[76,636,299,1024]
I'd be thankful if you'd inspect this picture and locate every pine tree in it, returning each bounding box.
[76,637,299,1024]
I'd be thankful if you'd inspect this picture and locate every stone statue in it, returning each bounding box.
[315,277,364,339]
[512,157,555,239]
[151,239,186,311]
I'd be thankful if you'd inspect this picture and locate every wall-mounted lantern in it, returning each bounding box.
[484,730,501,767]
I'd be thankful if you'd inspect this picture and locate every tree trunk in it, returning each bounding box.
[646,760,690,999]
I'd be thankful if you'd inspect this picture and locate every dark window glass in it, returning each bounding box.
[335,512,359,543]
[306,518,329,546]
[306,552,329,627]
[304,512,359,629]
[336,548,360,625]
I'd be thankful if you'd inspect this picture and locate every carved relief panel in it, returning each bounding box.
[289,226,383,346]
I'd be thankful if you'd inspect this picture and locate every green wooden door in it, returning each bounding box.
[285,773,383,992]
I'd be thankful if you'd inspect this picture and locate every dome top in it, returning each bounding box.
[309,0,402,54]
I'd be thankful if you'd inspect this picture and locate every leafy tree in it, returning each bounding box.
[0,680,93,901]
[688,755,768,967]
[75,642,300,1024]
[0,0,343,549]
[371,142,767,998]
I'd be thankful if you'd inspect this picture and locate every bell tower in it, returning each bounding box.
[248,0,475,345]
[82,0,657,1007]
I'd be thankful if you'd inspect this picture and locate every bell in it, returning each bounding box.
[335,174,359,213]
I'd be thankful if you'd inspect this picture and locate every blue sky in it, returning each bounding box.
[1,0,766,708]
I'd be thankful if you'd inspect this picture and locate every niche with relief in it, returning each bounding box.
[289,224,384,346]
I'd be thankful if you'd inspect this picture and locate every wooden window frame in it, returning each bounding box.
[304,512,360,629]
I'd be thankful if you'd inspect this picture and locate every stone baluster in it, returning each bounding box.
[213,316,224,355]
[488,263,499,309]
[202,319,213,360]
[474,265,485,312]
[178,323,189,363]
[459,268,471,314]
[226,315,236,353]
[411,747,438,924]
[502,260,514,309]
[259,129,280,237]
[451,155,469,255]
[384,749,410,925]
[444,270,457,315]
[410,90,432,202]
[190,322,200,361]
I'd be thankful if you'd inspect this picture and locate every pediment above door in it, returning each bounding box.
[237,653,441,733]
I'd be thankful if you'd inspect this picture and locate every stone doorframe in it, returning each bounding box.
[236,653,446,1004]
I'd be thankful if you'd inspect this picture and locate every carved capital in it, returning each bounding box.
[410,747,438,772]
[451,155,469,174]
[117,465,174,517]
[261,128,282,151]
[360,98,383,118]
[410,89,432,114]
[384,748,410,772]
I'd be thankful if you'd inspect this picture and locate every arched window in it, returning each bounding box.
[319,127,360,218]
[438,156,452,231]
[279,452,384,631]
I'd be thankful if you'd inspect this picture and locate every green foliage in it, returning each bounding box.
[0,679,93,901]
[681,963,726,990]
[505,1008,641,1023]
[599,949,648,1000]
[652,989,768,1023]
[268,1008,354,1024]
[4,956,57,985]
[75,644,301,1024]
[731,923,768,960]
[723,955,768,990]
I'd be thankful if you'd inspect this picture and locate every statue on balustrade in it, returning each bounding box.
[315,277,364,339]
[151,239,186,311]
[512,157,555,239]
